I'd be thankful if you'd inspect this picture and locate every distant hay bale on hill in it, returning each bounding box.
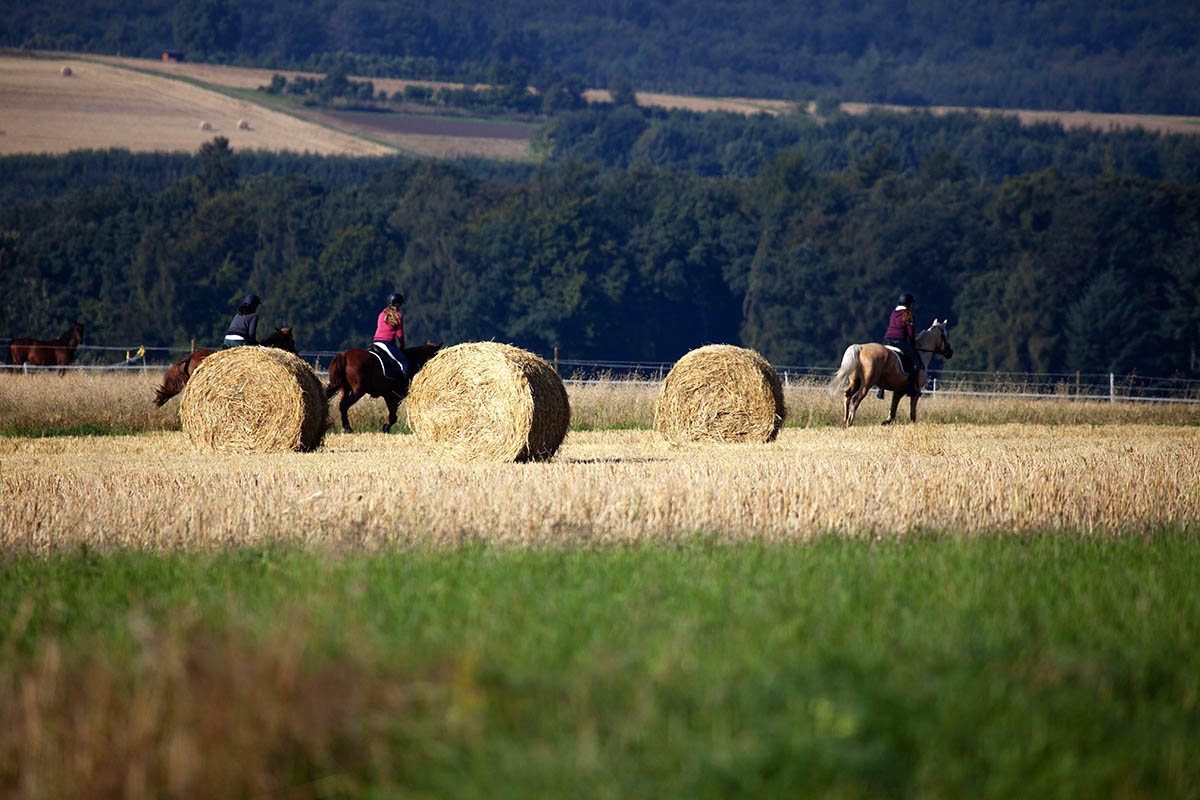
[406,342,570,462]
[237,119,250,130]
[199,120,213,131]
[180,347,328,454]
[60,65,72,77]
[654,344,785,445]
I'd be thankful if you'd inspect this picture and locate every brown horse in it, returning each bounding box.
[326,342,442,433]
[830,319,954,427]
[8,322,85,372]
[152,327,297,407]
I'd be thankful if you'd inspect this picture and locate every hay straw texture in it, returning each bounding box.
[654,344,785,444]
[180,347,328,453]
[406,342,571,462]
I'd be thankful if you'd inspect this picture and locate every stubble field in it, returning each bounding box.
[3,370,1198,549]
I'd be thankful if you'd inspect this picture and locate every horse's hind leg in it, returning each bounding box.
[338,390,361,433]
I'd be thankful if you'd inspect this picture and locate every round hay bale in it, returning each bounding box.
[406,342,570,462]
[654,344,785,444]
[237,119,251,130]
[199,120,213,131]
[60,65,72,77]
[180,347,328,453]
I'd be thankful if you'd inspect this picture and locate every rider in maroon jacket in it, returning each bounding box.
[882,292,921,398]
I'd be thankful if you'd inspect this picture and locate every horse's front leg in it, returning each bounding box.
[909,394,919,423]
[382,394,400,434]
[882,391,902,425]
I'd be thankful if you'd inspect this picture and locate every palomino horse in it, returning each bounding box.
[326,342,442,433]
[830,319,954,427]
[152,327,297,406]
[8,322,85,372]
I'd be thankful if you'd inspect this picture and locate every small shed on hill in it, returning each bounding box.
[162,50,185,62]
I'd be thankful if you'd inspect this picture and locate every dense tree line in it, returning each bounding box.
[3,134,1199,377]
[4,0,1198,115]
[539,104,1200,184]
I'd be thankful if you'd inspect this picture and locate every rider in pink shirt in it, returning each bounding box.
[372,292,409,376]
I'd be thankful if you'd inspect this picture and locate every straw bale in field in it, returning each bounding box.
[180,347,328,453]
[406,342,570,462]
[60,66,72,77]
[237,119,251,130]
[654,344,785,444]
[199,120,213,130]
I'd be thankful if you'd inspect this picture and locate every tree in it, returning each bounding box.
[172,0,242,59]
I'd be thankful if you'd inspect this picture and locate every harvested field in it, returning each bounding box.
[0,54,395,156]
[836,101,1200,137]
[2,423,1197,550]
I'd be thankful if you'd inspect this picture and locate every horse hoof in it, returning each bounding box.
[881,420,892,426]
[381,424,391,434]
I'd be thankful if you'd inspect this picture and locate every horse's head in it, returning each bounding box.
[68,322,85,345]
[406,341,443,372]
[927,319,953,359]
[264,327,297,353]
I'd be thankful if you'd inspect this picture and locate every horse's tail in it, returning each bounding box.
[828,344,863,394]
[153,357,189,407]
[326,353,346,399]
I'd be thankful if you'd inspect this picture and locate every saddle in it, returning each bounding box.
[882,344,914,375]
[369,343,409,383]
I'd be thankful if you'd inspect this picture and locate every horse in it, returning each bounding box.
[8,322,85,373]
[325,342,442,433]
[152,327,296,407]
[830,319,954,427]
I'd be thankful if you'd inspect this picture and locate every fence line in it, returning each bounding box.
[3,347,1199,404]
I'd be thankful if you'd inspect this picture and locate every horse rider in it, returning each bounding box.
[372,292,410,379]
[882,291,921,398]
[223,294,261,349]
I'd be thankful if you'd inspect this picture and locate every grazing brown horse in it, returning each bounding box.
[830,319,954,427]
[152,327,296,407]
[8,322,85,372]
[326,342,442,433]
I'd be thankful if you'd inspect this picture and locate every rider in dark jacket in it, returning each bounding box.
[223,294,261,348]
[883,292,921,398]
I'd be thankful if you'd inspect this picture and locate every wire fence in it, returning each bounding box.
[3,344,1200,405]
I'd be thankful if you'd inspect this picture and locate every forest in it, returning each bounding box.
[3,101,1200,377]
[4,0,1199,115]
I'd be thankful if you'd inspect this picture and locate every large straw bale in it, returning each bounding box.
[180,347,327,453]
[406,342,570,462]
[654,344,785,444]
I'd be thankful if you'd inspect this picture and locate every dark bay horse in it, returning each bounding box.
[8,322,85,372]
[152,327,296,407]
[326,342,442,433]
[830,319,954,427]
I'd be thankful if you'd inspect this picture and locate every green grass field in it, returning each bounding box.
[3,536,1198,798]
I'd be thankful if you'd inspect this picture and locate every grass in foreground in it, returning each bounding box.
[2,536,1198,798]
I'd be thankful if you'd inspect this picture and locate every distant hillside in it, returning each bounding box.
[2,0,1197,115]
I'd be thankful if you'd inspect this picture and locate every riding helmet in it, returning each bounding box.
[898,292,914,307]
[386,292,405,307]
[242,293,261,307]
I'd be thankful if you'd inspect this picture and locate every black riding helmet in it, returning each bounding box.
[898,292,914,307]
[242,293,261,308]
[386,292,405,307]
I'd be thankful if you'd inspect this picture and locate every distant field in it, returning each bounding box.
[0,54,396,157]
[8,51,1196,161]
